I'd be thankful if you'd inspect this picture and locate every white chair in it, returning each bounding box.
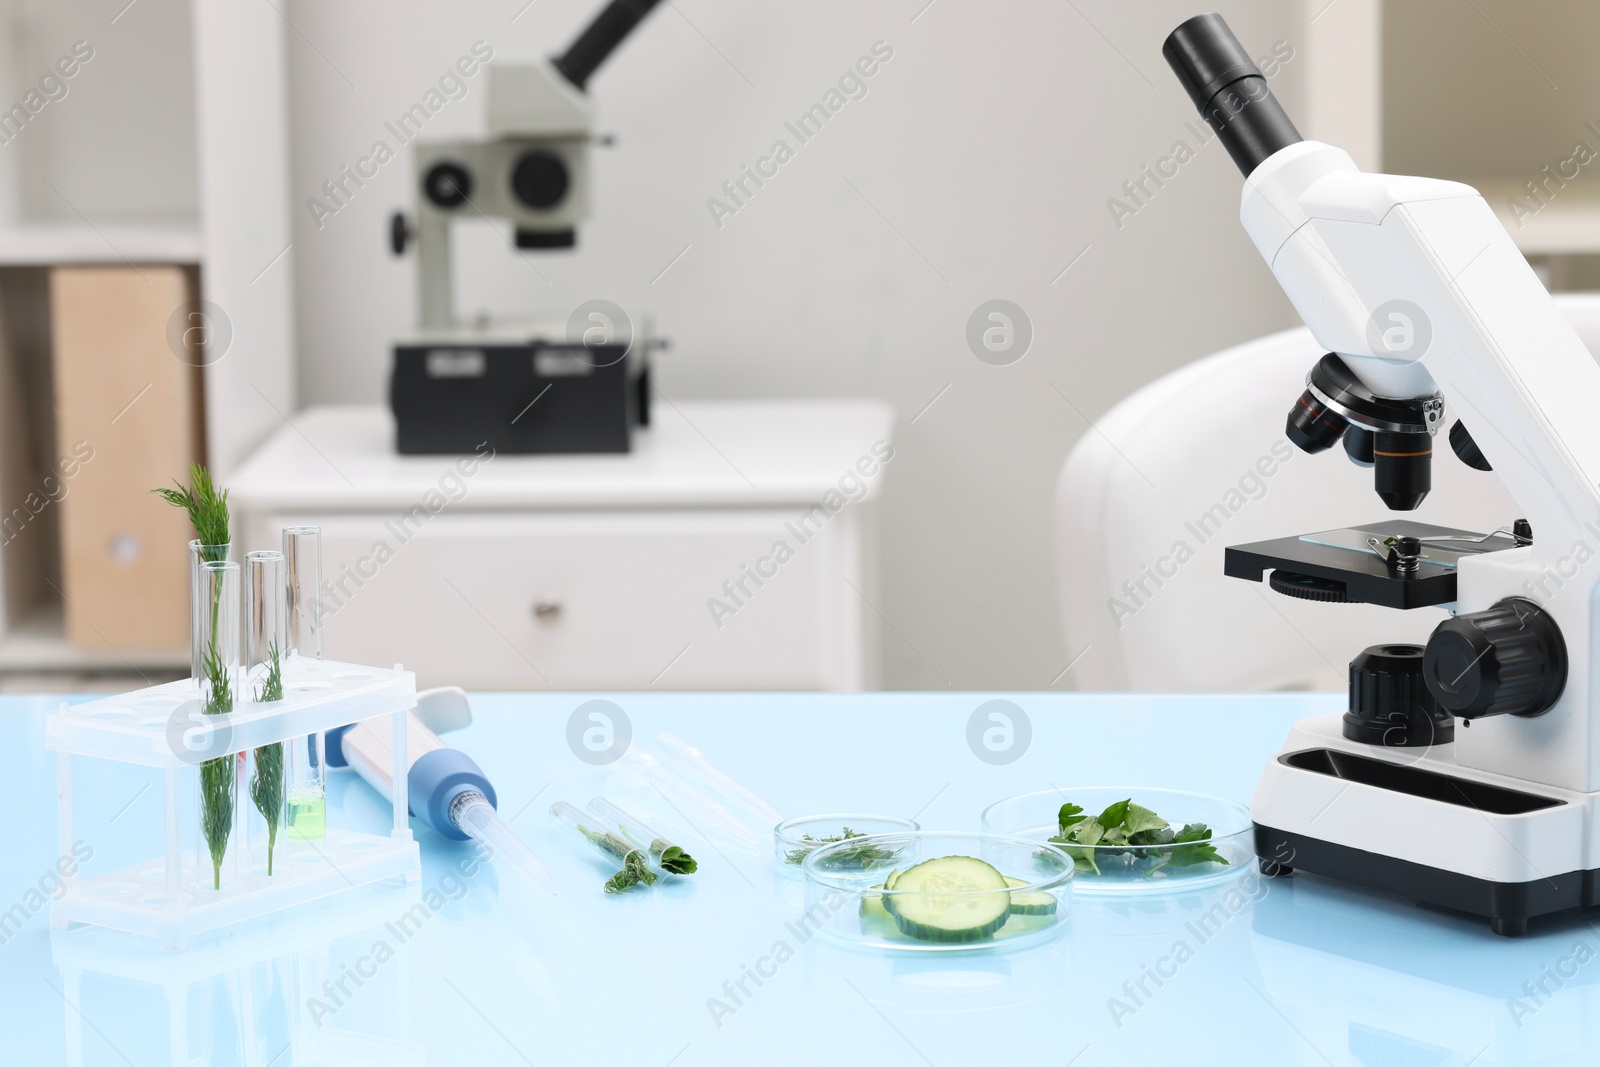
[1055,293,1600,692]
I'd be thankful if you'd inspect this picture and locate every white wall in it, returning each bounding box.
[284,0,1307,689]
[0,0,196,224]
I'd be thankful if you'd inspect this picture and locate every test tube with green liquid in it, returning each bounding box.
[284,526,326,840]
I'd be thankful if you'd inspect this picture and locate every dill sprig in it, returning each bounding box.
[604,851,658,894]
[199,635,236,888]
[784,827,898,867]
[581,825,659,893]
[250,645,285,875]
[158,464,238,890]
[200,755,235,890]
[250,744,283,876]
[582,826,638,864]
[202,632,232,715]
[255,641,284,703]
[151,462,230,548]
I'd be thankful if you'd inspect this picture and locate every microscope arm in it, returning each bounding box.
[1165,15,1600,791]
[1243,145,1600,541]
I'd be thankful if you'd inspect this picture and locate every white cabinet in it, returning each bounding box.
[229,401,893,691]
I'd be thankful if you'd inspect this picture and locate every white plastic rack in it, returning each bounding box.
[46,657,421,949]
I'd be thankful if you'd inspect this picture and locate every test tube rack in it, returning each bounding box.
[46,657,422,950]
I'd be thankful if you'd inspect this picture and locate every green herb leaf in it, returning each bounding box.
[158,463,236,889]
[1127,826,1176,847]
[1097,798,1132,832]
[1161,823,1228,869]
[200,754,235,890]
[250,741,284,876]
[151,463,230,547]
[784,827,900,868]
[1121,803,1168,837]
[655,842,698,875]
[255,642,284,704]
[1048,799,1228,876]
[604,851,659,893]
[580,825,639,864]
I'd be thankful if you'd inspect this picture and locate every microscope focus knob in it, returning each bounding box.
[1344,644,1451,748]
[1422,597,1566,720]
[423,161,472,207]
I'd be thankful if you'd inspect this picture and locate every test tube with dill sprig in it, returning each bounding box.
[551,801,659,893]
[193,560,241,891]
[585,797,698,874]
[245,550,287,875]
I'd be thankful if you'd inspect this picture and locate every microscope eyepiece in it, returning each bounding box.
[553,0,665,90]
[1162,14,1302,176]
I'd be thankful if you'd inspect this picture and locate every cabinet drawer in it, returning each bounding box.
[246,509,863,690]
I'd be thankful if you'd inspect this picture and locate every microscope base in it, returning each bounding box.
[1252,825,1595,937]
[1252,714,1600,936]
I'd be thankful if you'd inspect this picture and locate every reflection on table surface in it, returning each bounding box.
[4,691,1600,1066]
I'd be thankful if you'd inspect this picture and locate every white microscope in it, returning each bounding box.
[389,0,664,455]
[1165,14,1600,935]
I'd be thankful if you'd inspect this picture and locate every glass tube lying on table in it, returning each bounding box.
[551,801,658,893]
[586,797,697,874]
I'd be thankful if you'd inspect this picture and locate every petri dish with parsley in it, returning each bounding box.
[981,787,1252,892]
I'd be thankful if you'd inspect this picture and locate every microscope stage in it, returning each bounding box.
[1225,520,1520,610]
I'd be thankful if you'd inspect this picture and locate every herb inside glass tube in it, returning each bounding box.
[246,550,288,875]
[194,560,240,890]
[155,466,239,890]
[551,801,659,893]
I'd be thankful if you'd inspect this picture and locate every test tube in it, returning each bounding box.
[609,746,761,852]
[551,801,658,893]
[283,527,326,839]
[586,797,697,874]
[192,560,239,713]
[188,539,230,679]
[283,526,322,660]
[654,733,783,832]
[245,551,286,693]
[192,560,241,890]
[245,551,287,874]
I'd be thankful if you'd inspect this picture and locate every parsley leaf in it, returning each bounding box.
[1097,798,1132,831]
[1047,799,1229,877]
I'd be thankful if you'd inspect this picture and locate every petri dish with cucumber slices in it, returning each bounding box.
[800,831,1072,952]
[981,787,1253,893]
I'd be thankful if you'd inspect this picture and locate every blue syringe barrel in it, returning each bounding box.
[332,712,497,840]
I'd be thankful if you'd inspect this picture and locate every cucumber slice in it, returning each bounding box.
[883,856,1010,943]
[1002,875,1058,916]
[860,881,898,935]
[860,882,889,919]
[884,868,903,890]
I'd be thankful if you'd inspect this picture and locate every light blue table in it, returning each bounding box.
[3,692,1596,1067]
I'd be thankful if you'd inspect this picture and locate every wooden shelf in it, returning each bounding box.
[0,222,200,266]
[0,603,186,674]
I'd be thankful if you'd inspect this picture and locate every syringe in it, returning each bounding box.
[328,690,556,895]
